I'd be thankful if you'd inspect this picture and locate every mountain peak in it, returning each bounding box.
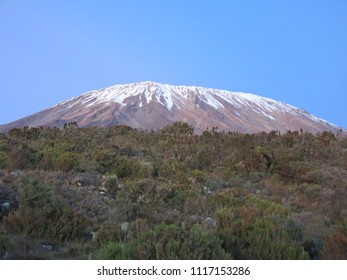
[0,81,345,134]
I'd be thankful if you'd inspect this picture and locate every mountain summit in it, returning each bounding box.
[0,81,344,134]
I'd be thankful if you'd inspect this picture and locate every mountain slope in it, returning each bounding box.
[0,81,344,134]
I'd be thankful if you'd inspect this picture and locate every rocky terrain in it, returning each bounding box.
[0,81,344,134]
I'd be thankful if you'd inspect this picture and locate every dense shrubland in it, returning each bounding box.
[0,122,346,259]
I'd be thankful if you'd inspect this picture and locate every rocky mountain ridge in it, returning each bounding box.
[0,81,344,134]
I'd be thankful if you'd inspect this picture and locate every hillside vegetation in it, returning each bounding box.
[0,122,346,259]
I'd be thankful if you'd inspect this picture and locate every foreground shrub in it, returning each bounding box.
[4,178,89,242]
[322,223,347,259]
[215,195,309,259]
[96,223,230,260]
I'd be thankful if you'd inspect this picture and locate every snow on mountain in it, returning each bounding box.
[0,81,344,134]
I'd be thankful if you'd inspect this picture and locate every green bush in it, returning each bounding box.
[96,223,230,260]
[215,196,308,259]
[4,178,89,242]
[0,151,8,168]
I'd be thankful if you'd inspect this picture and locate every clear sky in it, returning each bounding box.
[1,0,346,128]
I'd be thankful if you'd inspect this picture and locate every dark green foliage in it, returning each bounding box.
[0,152,8,169]
[4,178,89,242]
[0,124,346,259]
[213,193,308,259]
[96,223,230,260]
[161,122,194,135]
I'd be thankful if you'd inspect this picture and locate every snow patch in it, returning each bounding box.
[51,81,338,129]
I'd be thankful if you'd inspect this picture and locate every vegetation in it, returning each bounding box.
[0,123,346,259]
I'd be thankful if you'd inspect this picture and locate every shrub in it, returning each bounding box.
[0,152,8,169]
[95,222,231,260]
[4,178,89,242]
[161,122,194,135]
[215,195,308,259]
[322,223,347,259]
[96,241,134,260]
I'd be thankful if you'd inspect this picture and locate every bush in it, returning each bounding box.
[0,152,8,169]
[215,195,308,259]
[96,223,230,260]
[322,223,347,259]
[4,178,89,242]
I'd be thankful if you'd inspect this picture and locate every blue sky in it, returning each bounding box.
[1,0,346,128]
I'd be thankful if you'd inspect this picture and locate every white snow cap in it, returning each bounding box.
[56,81,337,128]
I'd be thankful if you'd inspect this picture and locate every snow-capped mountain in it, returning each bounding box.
[0,81,344,134]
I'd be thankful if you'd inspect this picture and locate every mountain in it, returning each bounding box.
[0,81,344,134]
